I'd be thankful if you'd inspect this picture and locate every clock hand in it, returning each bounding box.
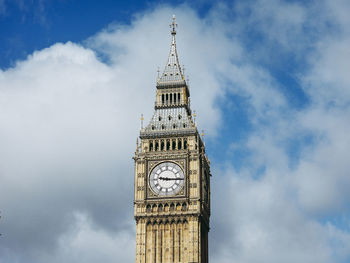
[158,177,184,181]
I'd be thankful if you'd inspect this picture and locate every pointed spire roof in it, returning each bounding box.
[157,15,186,87]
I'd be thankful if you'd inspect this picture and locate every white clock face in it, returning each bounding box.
[149,162,185,196]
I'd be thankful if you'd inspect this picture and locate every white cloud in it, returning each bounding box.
[0,6,233,262]
[52,213,134,263]
[209,0,350,262]
[1,1,350,263]
[212,171,333,263]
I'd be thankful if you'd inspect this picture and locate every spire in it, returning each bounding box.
[157,15,185,86]
[141,15,195,137]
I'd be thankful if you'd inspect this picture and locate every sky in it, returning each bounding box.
[1,0,350,262]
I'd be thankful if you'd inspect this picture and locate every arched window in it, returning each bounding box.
[149,142,153,151]
[166,140,170,150]
[155,141,159,151]
[170,93,172,104]
[178,139,182,150]
[184,139,187,150]
[146,205,151,212]
[172,140,176,150]
[174,93,177,104]
[164,203,169,212]
[170,203,175,211]
[166,94,168,104]
[152,204,157,212]
[178,93,181,103]
[161,141,164,151]
[162,94,165,105]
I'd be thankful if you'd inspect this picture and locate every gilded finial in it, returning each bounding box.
[181,65,185,80]
[170,14,177,35]
[193,110,197,124]
[140,114,144,129]
[201,130,205,138]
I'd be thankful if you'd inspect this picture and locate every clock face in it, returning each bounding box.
[149,162,185,196]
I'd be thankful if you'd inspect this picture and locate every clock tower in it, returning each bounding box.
[134,15,211,263]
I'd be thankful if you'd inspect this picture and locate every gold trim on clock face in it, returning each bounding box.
[149,161,185,196]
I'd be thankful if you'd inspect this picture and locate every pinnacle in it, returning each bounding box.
[157,16,185,86]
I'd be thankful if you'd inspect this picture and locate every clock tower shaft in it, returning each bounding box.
[133,15,211,263]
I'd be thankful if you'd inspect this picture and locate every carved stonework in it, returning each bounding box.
[133,16,211,263]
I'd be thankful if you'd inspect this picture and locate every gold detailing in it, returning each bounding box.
[134,15,210,263]
[182,65,185,80]
[170,14,177,35]
[141,114,144,129]
[192,110,197,126]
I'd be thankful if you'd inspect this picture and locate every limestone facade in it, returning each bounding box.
[133,15,211,263]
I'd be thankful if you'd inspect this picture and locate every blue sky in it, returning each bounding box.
[1,0,350,262]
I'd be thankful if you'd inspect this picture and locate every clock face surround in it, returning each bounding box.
[149,161,185,196]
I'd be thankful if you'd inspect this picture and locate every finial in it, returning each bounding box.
[157,67,160,79]
[201,130,205,145]
[136,138,139,153]
[170,14,177,35]
[140,114,144,129]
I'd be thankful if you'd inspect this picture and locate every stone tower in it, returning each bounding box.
[134,15,211,263]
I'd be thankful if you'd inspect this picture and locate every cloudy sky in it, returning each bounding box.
[1,0,350,262]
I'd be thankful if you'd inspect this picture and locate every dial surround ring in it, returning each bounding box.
[149,161,185,196]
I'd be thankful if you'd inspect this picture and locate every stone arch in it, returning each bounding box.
[152,204,157,212]
[178,139,182,150]
[164,221,170,231]
[164,203,169,212]
[166,140,170,151]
